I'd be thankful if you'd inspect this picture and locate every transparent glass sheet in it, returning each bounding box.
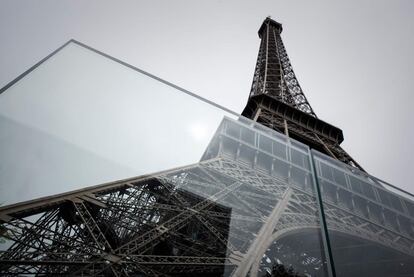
[0,41,329,276]
[0,42,237,205]
[313,150,414,277]
[2,39,413,277]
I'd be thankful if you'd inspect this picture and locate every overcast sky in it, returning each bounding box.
[0,0,413,194]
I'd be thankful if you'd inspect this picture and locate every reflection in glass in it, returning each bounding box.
[203,118,329,277]
[0,113,330,276]
[314,151,414,277]
[1,40,413,276]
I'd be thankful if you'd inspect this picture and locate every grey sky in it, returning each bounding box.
[0,41,241,204]
[0,0,413,194]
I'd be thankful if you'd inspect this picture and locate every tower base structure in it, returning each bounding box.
[1,117,413,276]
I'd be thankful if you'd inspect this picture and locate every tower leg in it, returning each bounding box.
[233,188,293,276]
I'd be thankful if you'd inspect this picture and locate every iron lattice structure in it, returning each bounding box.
[1,18,414,277]
[249,19,315,116]
[1,118,414,276]
[244,17,363,170]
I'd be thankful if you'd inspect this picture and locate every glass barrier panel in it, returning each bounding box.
[313,150,414,277]
[0,41,331,276]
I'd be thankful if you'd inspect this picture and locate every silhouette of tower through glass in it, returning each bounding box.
[0,18,413,277]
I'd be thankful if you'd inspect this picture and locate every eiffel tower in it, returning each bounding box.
[1,17,413,277]
[243,18,363,171]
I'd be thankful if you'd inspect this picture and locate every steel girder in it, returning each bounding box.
[249,18,316,117]
[255,107,364,170]
[1,154,413,276]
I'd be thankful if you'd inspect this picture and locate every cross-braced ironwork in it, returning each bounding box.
[1,17,414,277]
[244,17,363,170]
[249,18,314,116]
[1,117,413,276]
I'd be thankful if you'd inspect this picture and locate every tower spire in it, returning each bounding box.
[244,17,363,170]
[250,17,316,116]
